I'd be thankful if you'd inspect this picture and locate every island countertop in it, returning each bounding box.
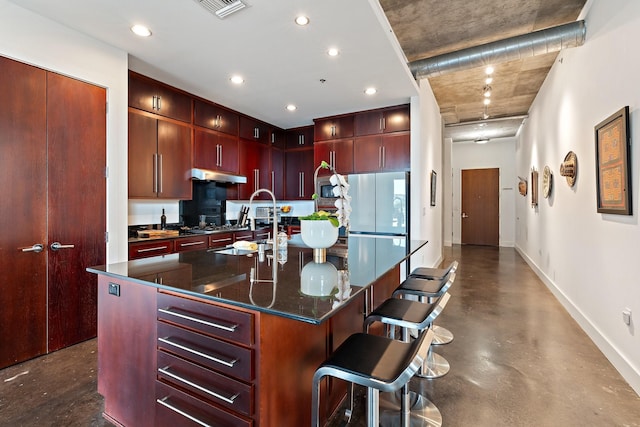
[88,235,427,324]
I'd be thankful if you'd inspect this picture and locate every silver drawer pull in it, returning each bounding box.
[210,237,232,243]
[179,241,205,247]
[158,308,239,332]
[138,246,168,253]
[158,367,240,404]
[158,337,238,368]
[157,397,211,427]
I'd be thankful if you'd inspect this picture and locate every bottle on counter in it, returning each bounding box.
[160,209,166,230]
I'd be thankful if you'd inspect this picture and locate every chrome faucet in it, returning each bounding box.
[248,188,278,283]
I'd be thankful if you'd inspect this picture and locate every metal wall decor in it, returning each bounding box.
[542,166,553,198]
[560,151,577,187]
[595,106,631,215]
[531,168,539,207]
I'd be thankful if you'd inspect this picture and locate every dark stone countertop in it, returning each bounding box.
[89,235,427,324]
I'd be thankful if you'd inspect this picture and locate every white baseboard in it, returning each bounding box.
[515,245,640,396]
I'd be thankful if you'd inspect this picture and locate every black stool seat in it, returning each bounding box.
[410,260,458,280]
[366,293,450,335]
[312,329,434,427]
[394,272,455,300]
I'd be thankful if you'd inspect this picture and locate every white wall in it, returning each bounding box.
[450,138,517,246]
[0,0,129,263]
[516,0,640,394]
[410,80,444,269]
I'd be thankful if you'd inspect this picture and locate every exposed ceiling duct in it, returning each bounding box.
[409,20,586,79]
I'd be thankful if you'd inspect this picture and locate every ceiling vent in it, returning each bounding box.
[194,0,247,19]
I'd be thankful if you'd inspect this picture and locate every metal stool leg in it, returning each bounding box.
[431,324,454,345]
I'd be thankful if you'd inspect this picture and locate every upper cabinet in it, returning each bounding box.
[286,126,314,149]
[193,128,239,174]
[239,116,270,144]
[193,99,239,135]
[128,112,192,199]
[314,115,354,142]
[270,127,286,149]
[128,72,191,123]
[354,105,410,136]
[353,132,410,173]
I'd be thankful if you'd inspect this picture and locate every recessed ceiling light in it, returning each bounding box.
[286,104,297,111]
[295,15,310,26]
[327,48,340,57]
[230,75,244,84]
[485,66,494,75]
[364,87,377,95]
[131,24,152,37]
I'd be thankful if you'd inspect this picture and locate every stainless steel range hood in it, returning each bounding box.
[191,168,247,184]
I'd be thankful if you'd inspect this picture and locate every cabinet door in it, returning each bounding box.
[239,116,269,144]
[129,112,159,198]
[383,105,410,133]
[314,116,354,141]
[353,135,382,173]
[285,126,314,148]
[271,147,284,199]
[285,149,314,200]
[194,99,238,135]
[355,110,384,136]
[129,73,191,122]
[238,140,269,199]
[0,57,48,368]
[315,140,353,175]
[381,132,410,171]
[194,129,239,174]
[158,120,192,199]
[46,72,106,351]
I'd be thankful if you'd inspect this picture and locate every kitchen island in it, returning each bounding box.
[88,235,427,427]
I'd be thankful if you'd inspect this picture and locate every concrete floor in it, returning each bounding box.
[1,245,639,426]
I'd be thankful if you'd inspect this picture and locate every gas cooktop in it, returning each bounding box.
[187,225,249,235]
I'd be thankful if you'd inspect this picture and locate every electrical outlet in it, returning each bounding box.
[108,282,120,297]
[622,308,632,326]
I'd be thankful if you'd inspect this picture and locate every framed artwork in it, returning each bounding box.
[595,106,631,215]
[430,170,437,206]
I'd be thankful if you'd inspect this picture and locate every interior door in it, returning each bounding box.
[0,57,48,368]
[461,168,499,246]
[47,72,106,351]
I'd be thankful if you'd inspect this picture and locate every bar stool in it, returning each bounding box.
[364,293,451,427]
[392,273,456,379]
[409,261,458,345]
[311,328,435,427]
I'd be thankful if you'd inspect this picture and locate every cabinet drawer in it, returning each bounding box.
[157,322,253,382]
[209,233,233,248]
[175,236,209,253]
[158,293,254,346]
[156,381,252,427]
[129,240,174,260]
[158,351,253,416]
[234,230,253,242]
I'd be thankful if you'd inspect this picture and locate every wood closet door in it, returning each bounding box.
[46,72,106,351]
[0,56,48,368]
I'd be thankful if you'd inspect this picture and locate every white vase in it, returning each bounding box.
[300,220,339,249]
[300,262,338,297]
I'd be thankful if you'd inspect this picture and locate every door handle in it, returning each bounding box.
[21,243,44,253]
[461,213,469,218]
[51,242,75,251]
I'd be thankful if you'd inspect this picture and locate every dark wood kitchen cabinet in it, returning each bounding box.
[193,99,239,135]
[314,139,354,176]
[314,115,354,142]
[129,72,191,123]
[353,132,410,173]
[239,116,270,144]
[286,125,314,149]
[238,140,270,199]
[270,127,286,149]
[0,56,106,368]
[271,147,285,199]
[354,104,410,136]
[285,149,315,200]
[193,128,239,174]
[128,112,192,199]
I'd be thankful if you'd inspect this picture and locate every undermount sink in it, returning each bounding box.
[213,247,257,256]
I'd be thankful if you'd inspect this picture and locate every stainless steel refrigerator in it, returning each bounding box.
[347,172,409,285]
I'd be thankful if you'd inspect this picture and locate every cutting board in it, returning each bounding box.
[137,230,180,238]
